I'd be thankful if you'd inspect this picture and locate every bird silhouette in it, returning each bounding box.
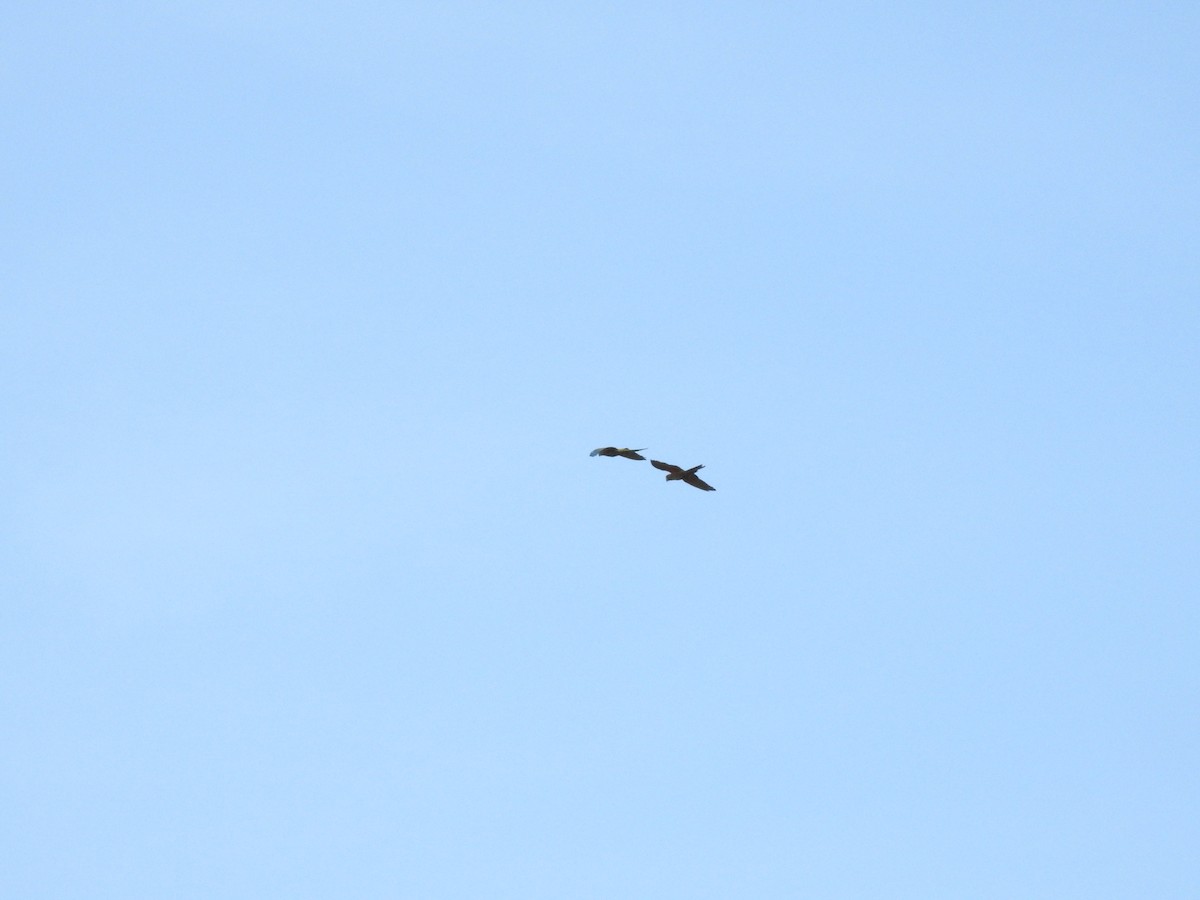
[590,447,647,460]
[650,460,716,491]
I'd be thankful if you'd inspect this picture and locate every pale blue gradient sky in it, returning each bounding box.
[3,3,1198,897]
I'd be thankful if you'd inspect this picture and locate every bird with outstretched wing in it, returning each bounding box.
[650,459,716,491]
[590,447,647,460]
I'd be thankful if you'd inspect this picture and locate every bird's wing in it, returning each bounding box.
[683,473,716,491]
[618,448,647,460]
[650,460,684,475]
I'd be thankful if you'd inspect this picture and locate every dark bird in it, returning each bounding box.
[650,459,716,491]
[590,447,647,460]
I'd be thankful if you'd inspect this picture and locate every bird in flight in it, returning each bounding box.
[590,447,647,460]
[650,459,716,491]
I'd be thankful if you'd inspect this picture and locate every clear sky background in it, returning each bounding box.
[3,3,1198,897]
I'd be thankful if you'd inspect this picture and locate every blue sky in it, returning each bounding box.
[3,3,1198,897]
